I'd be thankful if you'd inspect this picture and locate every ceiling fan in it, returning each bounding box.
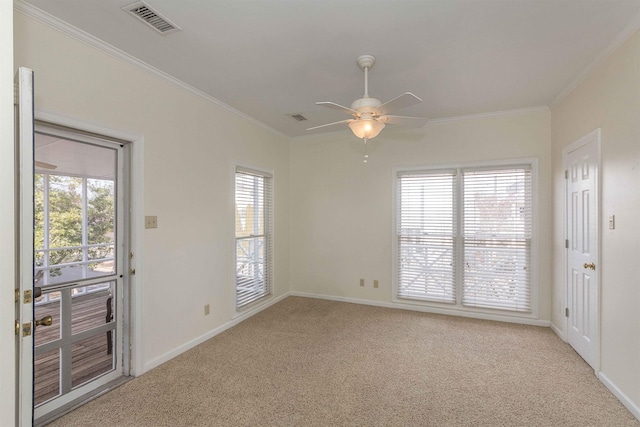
[308,54,428,156]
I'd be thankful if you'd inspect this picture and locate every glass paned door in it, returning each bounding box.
[32,128,126,421]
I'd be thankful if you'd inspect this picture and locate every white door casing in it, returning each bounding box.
[14,72,140,425]
[16,67,35,426]
[564,129,600,371]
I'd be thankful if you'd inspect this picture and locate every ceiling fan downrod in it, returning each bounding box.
[357,55,376,99]
[364,65,369,98]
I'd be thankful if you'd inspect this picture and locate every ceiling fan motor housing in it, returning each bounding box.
[350,97,382,115]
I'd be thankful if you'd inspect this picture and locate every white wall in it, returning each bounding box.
[290,109,552,323]
[13,11,290,372]
[0,1,15,425]
[551,29,640,413]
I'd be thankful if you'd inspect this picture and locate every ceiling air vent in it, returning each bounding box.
[287,113,308,122]
[124,1,181,35]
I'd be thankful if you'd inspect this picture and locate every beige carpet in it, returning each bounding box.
[50,297,638,426]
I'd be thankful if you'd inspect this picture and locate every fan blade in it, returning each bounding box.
[316,101,358,115]
[377,92,422,115]
[307,119,352,131]
[35,160,57,170]
[379,115,429,128]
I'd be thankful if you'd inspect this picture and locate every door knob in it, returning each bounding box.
[583,262,596,270]
[35,315,53,328]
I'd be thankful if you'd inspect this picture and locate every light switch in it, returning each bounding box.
[145,216,158,229]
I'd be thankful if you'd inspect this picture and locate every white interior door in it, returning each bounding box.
[16,66,35,427]
[15,67,131,426]
[565,129,600,371]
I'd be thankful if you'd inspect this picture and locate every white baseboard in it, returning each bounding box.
[289,291,551,327]
[143,292,290,373]
[550,322,566,342]
[599,372,640,421]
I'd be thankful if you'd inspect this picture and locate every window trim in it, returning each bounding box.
[233,164,274,312]
[392,158,539,320]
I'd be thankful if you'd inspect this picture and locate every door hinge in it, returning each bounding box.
[15,289,20,303]
[565,308,569,317]
[129,252,134,260]
[14,321,31,336]
[564,170,568,179]
[23,290,32,304]
[565,239,569,249]
[13,83,18,105]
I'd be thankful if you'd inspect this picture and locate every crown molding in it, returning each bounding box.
[550,11,640,109]
[13,1,289,140]
[427,106,549,125]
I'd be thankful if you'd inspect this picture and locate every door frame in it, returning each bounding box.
[16,109,145,426]
[35,110,145,376]
[33,123,126,423]
[562,128,601,373]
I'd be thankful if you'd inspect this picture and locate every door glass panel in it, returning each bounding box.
[34,349,61,406]
[71,332,115,389]
[71,281,115,335]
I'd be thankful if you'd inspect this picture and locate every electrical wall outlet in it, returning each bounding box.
[373,280,379,289]
[204,304,210,316]
[145,215,158,229]
[360,279,365,287]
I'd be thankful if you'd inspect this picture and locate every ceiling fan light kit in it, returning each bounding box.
[309,54,428,162]
[348,115,385,139]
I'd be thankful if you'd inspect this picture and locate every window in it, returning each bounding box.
[235,166,273,309]
[396,170,457,303]
[396,163,533,313]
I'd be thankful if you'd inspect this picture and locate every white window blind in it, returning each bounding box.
[396,163,534,314]
[462,166,532,312]
[235,167,273,309]
[396,170,457,303]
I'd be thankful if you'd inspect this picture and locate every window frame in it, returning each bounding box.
[234,165,274,311]
[392,158,539,319]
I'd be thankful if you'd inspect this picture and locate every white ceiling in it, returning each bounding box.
[20,0,640,138]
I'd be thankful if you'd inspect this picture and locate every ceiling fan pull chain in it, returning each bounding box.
[363,138,369,163]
